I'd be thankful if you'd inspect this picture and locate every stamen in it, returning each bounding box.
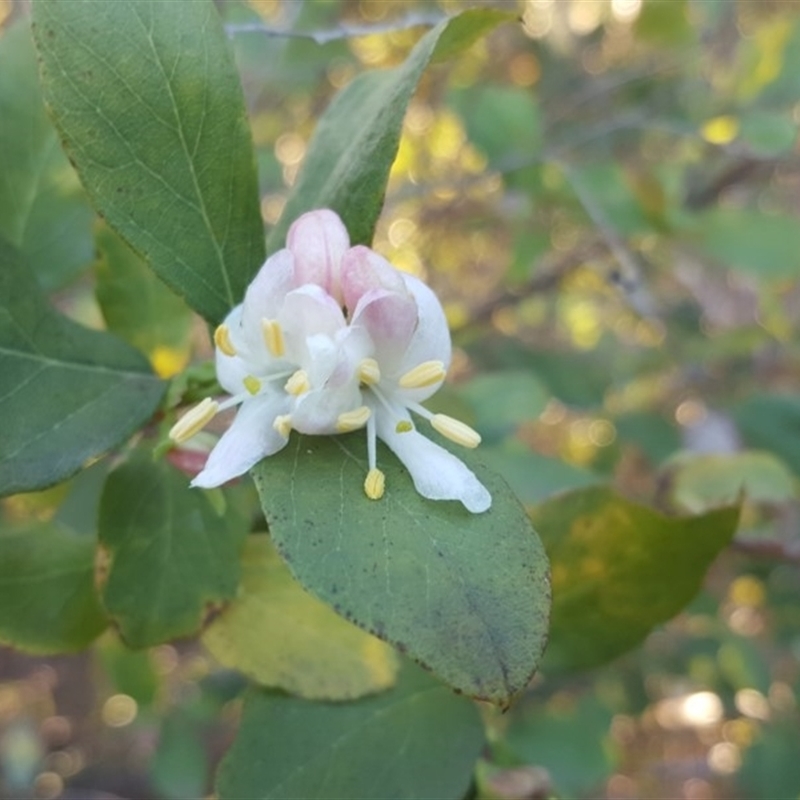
[364,468,385,500]
[358,358,381,386]
[336,405,371,433]
[395,420,413,433]
[213,324,237,357]
[398,360,446,390]
[284,369,310,396]
[169,398,219,444]
[430,414,481,448]
[273,414,293,439]
[243,375,261,395]
[261,318,285,357]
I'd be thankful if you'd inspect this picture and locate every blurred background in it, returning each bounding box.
[1,0,800,797]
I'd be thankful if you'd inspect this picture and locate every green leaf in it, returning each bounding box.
[0,22,94,291]
[94,223,193,376]
[216,662,485,800]
[0,523,107,653]
[734,393,800,477]
[634,0,693,47]
[202,536,399,701]
[253,433,550,706]
[697,208,800,279]
[268,8,512,251]
[669,451,795,513]
[97,452,246,648]
[740,111,798,156]
[151,712,209,800]
[458,371,549,443]
[0,238,164,497]
[32,0,264,324]
[530,486,739,673]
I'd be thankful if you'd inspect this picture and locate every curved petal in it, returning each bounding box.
[287,209,350,302]
[340,245,408,313]
[397,272,452,373]
[191,393,291,488]
[350,287,418,375]
[216,307,260,395]
[292,381,363,435]
[374,409,491,513]
[241,248,296,342]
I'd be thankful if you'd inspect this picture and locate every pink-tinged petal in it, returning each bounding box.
[350,288,418,374]
[241,249,296,341]
[397,272,452,373]
[191,394,291,488]
[287,209,350,301]
[340,246,408,313]
[374,408,491,513]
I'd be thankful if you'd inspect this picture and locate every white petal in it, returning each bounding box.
[374,409,491,513]
[215,307,258,395]
[287,209,350,302]
[191,394,290,488]
[340,245,407,313]
[292,381,363,434]
[241,249,296,340]
[398,272,452,373]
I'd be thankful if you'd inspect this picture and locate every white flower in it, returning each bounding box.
[169,209,491,513]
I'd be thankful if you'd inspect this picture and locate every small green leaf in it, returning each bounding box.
[216,662,485,800]
[697,208,800,279]
[0,22,94,290]
[253,433,550,706]
[269,8,511,251]
[530,486,739,673]
[0,523,107,653]
[669,451,795,513]
[0,238,164,496]
[32,0,265,324]
[97,452,246,648]
[734,393,800,477]
[202,536,399,701]
[94,223,193,375]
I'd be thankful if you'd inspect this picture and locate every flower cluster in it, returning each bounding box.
[169,210,491,513]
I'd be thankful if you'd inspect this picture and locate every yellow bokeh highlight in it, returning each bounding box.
[101,694,138,728]
[728,575,766,608]
[564,300,602,349]
[740,19,793,99]
[701,115,739,146]
[150,345,189,379]
[0,0,10,28]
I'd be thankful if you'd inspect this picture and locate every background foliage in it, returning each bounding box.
[1,0,799,798]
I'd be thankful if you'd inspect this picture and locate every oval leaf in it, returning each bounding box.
[202,535,399,701]
[0,523,107,653]
[269,8,512,250]
[253,433,550,707]
[0,238,164,496]
[97,452,246,648]
[216,662,485,800]
[32,0,265,324]
[531,486,740,673]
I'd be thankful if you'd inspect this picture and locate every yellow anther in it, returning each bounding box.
[364,468,386,500]
[243,375,262,395]
[273,414,293,439]
[213,324,237,357]
[395,420,413,433]
[398,360,446,390]
[261,318,285,357]
[358,358,381,386]
[284,369,311,396]
[336,405,371,433]
[431,414,481,449]
[169,398,219,444]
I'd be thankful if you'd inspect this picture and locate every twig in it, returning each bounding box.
[731,538,800,565]
[225,11,447,44]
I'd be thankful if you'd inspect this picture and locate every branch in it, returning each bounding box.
[225,10,447,44]
[731,537,800,565]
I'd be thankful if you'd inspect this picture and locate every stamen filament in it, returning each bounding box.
[261,318,285,357]
[284,369,311,396]
[430,413,481,448]
[358,358,381,386]
[243,375,261,395]
[213,324,237,357]
[336,405,371,433]
[364,468,385,500]
[273,414,293,438]
[398,360,446,390]
[169,398,219,444]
